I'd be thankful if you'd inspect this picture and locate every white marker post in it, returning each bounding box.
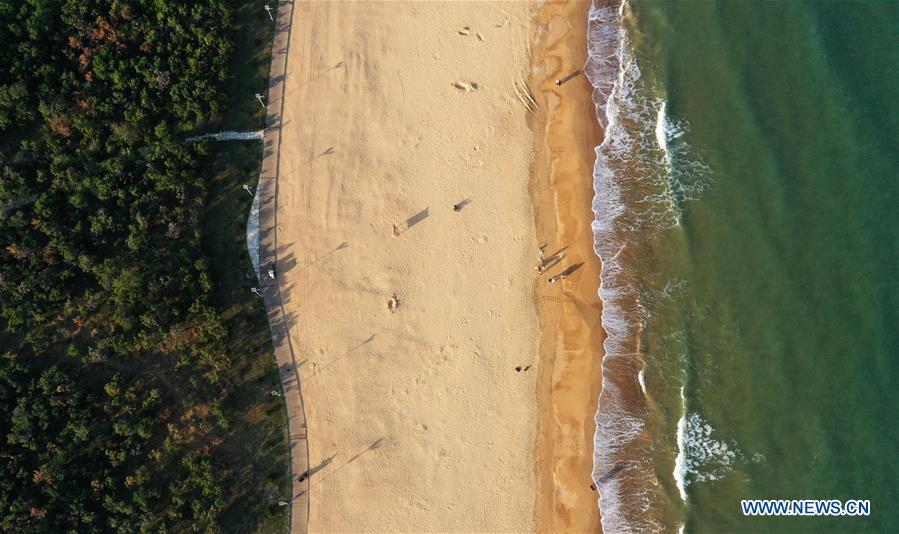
[255,93,266,110]
[264,5,274,21]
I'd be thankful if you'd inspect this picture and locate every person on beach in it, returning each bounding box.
[453,197,472,212]
[548,273,568,284]
[535,251,563,275]
[537,245,547,269]
[298,471,308,483]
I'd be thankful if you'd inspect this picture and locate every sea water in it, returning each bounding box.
[587,1,898,532]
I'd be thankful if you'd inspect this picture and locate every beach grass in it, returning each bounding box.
[198,1,289,531]
[219,0,274,132]
[202,142,289,533]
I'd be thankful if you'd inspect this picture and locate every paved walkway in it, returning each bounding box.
[0,194,37,215]
[186,130,263,142]
[255,2,308,533]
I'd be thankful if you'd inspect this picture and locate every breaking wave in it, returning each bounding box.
[586,0,712,531]
[677,411,742,488]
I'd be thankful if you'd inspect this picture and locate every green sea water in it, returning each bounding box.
[588,1,897,532]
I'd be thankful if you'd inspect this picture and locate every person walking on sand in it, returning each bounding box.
[535,252,561,275]
[298,471,308,483]
[453,197,472,212]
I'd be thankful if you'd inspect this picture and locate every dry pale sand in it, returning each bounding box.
[277,1,543,531]
[276,0,603,532]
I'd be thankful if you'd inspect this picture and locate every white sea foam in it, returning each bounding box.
[675,391,749,534]
[655,101,670,162]
[680,411,742,485]
[675,377,762,513]
[674,387,688,502]
[586,0,714,531]
[588,2,651,532]
[594,376,662,534]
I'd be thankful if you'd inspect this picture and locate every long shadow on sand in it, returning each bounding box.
[298,334,376,383]
[295,438,386,500]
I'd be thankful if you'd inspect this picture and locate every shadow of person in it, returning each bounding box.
[406,207,430,229]
[544,245,568,261]
[307,454,337,478]
[347,437,385,463]
[453,198,473,212]
[557,262,585,278]
[597,462,627,486]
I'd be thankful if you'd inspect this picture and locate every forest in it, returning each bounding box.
[0,1,285,531]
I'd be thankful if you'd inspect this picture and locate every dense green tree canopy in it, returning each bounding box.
[0,1,264,531]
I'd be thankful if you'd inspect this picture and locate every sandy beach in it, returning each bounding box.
[274,1,602,531]
[530,2,605,532]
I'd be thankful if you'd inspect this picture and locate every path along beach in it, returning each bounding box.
[273,1,603,531]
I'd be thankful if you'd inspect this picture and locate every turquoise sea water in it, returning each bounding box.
[587,1,897,532]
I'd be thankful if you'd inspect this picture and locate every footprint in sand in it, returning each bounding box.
[452,81,480,92]
[458,26,485,42]
[387,294,399,313]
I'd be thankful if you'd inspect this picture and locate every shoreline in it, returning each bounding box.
[530,1,605,532]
